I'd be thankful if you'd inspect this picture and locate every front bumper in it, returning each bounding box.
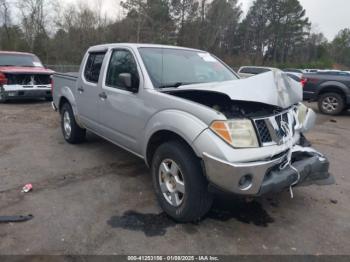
[203,146,333,196]
[0,89,52,99]
[1,84,52,100]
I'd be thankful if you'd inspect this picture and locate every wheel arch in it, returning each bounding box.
[145,130,200,167]
[58,96,70,113]
[318,83,348,101]
[143,110,209,167]
[58,93,84,128]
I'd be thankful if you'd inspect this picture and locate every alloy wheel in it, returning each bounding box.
[63,111,72,139]
[158,159,185,207]
[322,96,339,113]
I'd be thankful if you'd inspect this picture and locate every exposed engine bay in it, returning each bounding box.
[166,90,285,118]
[5,73,51,86]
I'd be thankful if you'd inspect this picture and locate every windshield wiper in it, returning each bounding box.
[158,82,200,89]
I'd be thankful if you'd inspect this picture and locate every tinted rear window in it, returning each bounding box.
[0,54,43,67]
[84,52,106,83]
[240,67,271,74]
[287,74,301,81]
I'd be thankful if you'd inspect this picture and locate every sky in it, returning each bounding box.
[240,0,350,40]
[63,0,350,41]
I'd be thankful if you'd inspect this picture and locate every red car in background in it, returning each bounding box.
[0,51,54,102]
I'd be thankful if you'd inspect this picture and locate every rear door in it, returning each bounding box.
[76,52,106,129]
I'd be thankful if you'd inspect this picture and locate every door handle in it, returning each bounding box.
[99,92,107,100]
[77,87,84,93]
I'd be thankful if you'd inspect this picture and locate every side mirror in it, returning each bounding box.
[119,73,139,93]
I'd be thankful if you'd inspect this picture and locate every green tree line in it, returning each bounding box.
[0,0,349,69]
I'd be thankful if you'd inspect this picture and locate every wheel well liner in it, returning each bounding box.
[146,130,197,166]
[58,97,70,113]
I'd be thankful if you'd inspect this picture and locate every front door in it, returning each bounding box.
[98,48,145,155]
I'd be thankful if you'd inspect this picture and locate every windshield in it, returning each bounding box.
[0,54,44,67]
[138,47,238,88]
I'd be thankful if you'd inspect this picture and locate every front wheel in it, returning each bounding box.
[60,103,86,144]
[151,141,213,222]
[318,92,345,115]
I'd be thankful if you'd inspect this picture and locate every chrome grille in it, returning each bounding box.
[255,120,272,143]
[254,110,295,146]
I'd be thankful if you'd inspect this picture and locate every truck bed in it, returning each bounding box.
[54,72,79,79]
[52,72,79,108]
[53,72,78,89]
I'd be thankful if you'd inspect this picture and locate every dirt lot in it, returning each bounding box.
[0,100,349,255]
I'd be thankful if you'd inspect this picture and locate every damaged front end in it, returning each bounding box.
[0,71,52,100]
[167,71,333,196]
[258,146,333,196]
[203,145,333,196]
[199,107,334,196]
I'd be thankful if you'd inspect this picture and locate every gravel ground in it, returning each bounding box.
[0,100,349,255]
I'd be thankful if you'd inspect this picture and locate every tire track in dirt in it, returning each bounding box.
[0,160,147,210]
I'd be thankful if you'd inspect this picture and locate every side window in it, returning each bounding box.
[106,50,139,90]
[251,68,261,74]
[241,67,258,74]
[257,68,271,74]
[240,67,250,74]
[84,52,106,83]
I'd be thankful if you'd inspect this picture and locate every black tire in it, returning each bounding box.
[151,140,213,222]
[60,102,86,144]
[318,92,345,115]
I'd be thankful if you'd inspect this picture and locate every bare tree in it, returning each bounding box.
[121,0,143,42]
[0,0,11,47]
[17,0,49,51]
[171,0,198,45]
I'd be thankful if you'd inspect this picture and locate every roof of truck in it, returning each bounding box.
[88,43,206,53]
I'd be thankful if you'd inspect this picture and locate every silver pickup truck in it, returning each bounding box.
[52,44,333,222]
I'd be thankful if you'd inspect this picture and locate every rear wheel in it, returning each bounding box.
[151,141,213,222]
[318,92,345,115]
[60,103,86,144]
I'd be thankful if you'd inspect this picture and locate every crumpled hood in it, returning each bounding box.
[175,70,303,108]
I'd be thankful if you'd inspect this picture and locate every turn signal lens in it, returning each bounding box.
[297,103,308,125]
[210,121,233,144]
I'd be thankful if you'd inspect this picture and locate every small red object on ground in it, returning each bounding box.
[22,184,33,193]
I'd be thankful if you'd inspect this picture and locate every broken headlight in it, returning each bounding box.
[296,103,316,132]
[296,103,308,124]
[210,119,259,148]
